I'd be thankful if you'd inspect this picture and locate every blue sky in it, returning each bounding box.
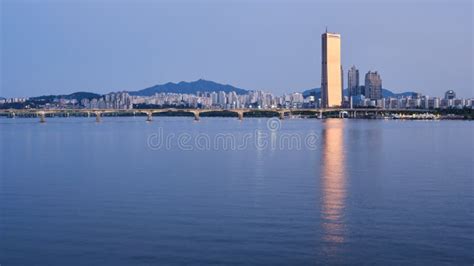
[1,0,472,98]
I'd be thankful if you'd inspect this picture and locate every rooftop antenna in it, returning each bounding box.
[325,26,328,33]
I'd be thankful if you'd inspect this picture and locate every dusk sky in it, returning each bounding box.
[1,0,472,98]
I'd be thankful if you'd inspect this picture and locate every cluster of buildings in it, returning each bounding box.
[81,92,132,109]
[131,91,305,109]
[347,67,383,107]
[0,91,307,110]
[355,92,473,109]
[319,30,473,110]
[3,87,471,111]
[344,67,472,109]
[1,87,472,111]
[320,31,385,108]
[0,97,28,104]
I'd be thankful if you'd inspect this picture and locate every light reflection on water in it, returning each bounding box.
[321,119,346,246]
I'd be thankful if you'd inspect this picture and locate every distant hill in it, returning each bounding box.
[130,79,248,96]
[32,92,101,101]
[302,88,321,99]
[302,87,416,99]
[381,89,417,98]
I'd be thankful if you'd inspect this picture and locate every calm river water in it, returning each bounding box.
[1,117,473,265]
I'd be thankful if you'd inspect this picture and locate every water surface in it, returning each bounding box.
[1,117,473,265]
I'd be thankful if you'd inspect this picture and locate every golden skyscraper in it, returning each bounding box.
[321,31,343,108]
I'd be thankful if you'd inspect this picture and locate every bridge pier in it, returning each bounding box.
[279,111,285,120]
[95,112,101,123]
[145,111,153,122]
[38,112,46,123]
[194,111,200,121]
[237,111,244,121]
[319,110,324,119]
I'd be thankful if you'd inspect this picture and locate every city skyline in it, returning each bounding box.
[1,26,471,112]
[1,0,472,98]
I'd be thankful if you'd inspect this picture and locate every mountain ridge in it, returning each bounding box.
[129,79,248,96]
[23,79,415,99]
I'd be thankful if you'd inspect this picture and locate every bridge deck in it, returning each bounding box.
[0,108,434,114]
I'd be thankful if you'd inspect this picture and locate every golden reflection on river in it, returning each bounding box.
[320,119,347,246]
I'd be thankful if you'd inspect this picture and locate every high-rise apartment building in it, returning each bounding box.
[321,31,343,108]
[365,71,382,100]
[348,65,359,97]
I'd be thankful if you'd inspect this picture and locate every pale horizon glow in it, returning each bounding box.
[1,0,473,98]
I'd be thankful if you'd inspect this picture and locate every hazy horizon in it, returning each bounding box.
[1,0,473,98]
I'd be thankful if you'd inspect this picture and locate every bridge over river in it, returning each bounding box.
[0,108,436,123]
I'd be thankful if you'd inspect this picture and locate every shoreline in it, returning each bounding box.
[0,113,471,121]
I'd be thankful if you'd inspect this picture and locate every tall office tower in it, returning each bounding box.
[347,65,359,97]
[365,71,382,100]
[321,31,343,108]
